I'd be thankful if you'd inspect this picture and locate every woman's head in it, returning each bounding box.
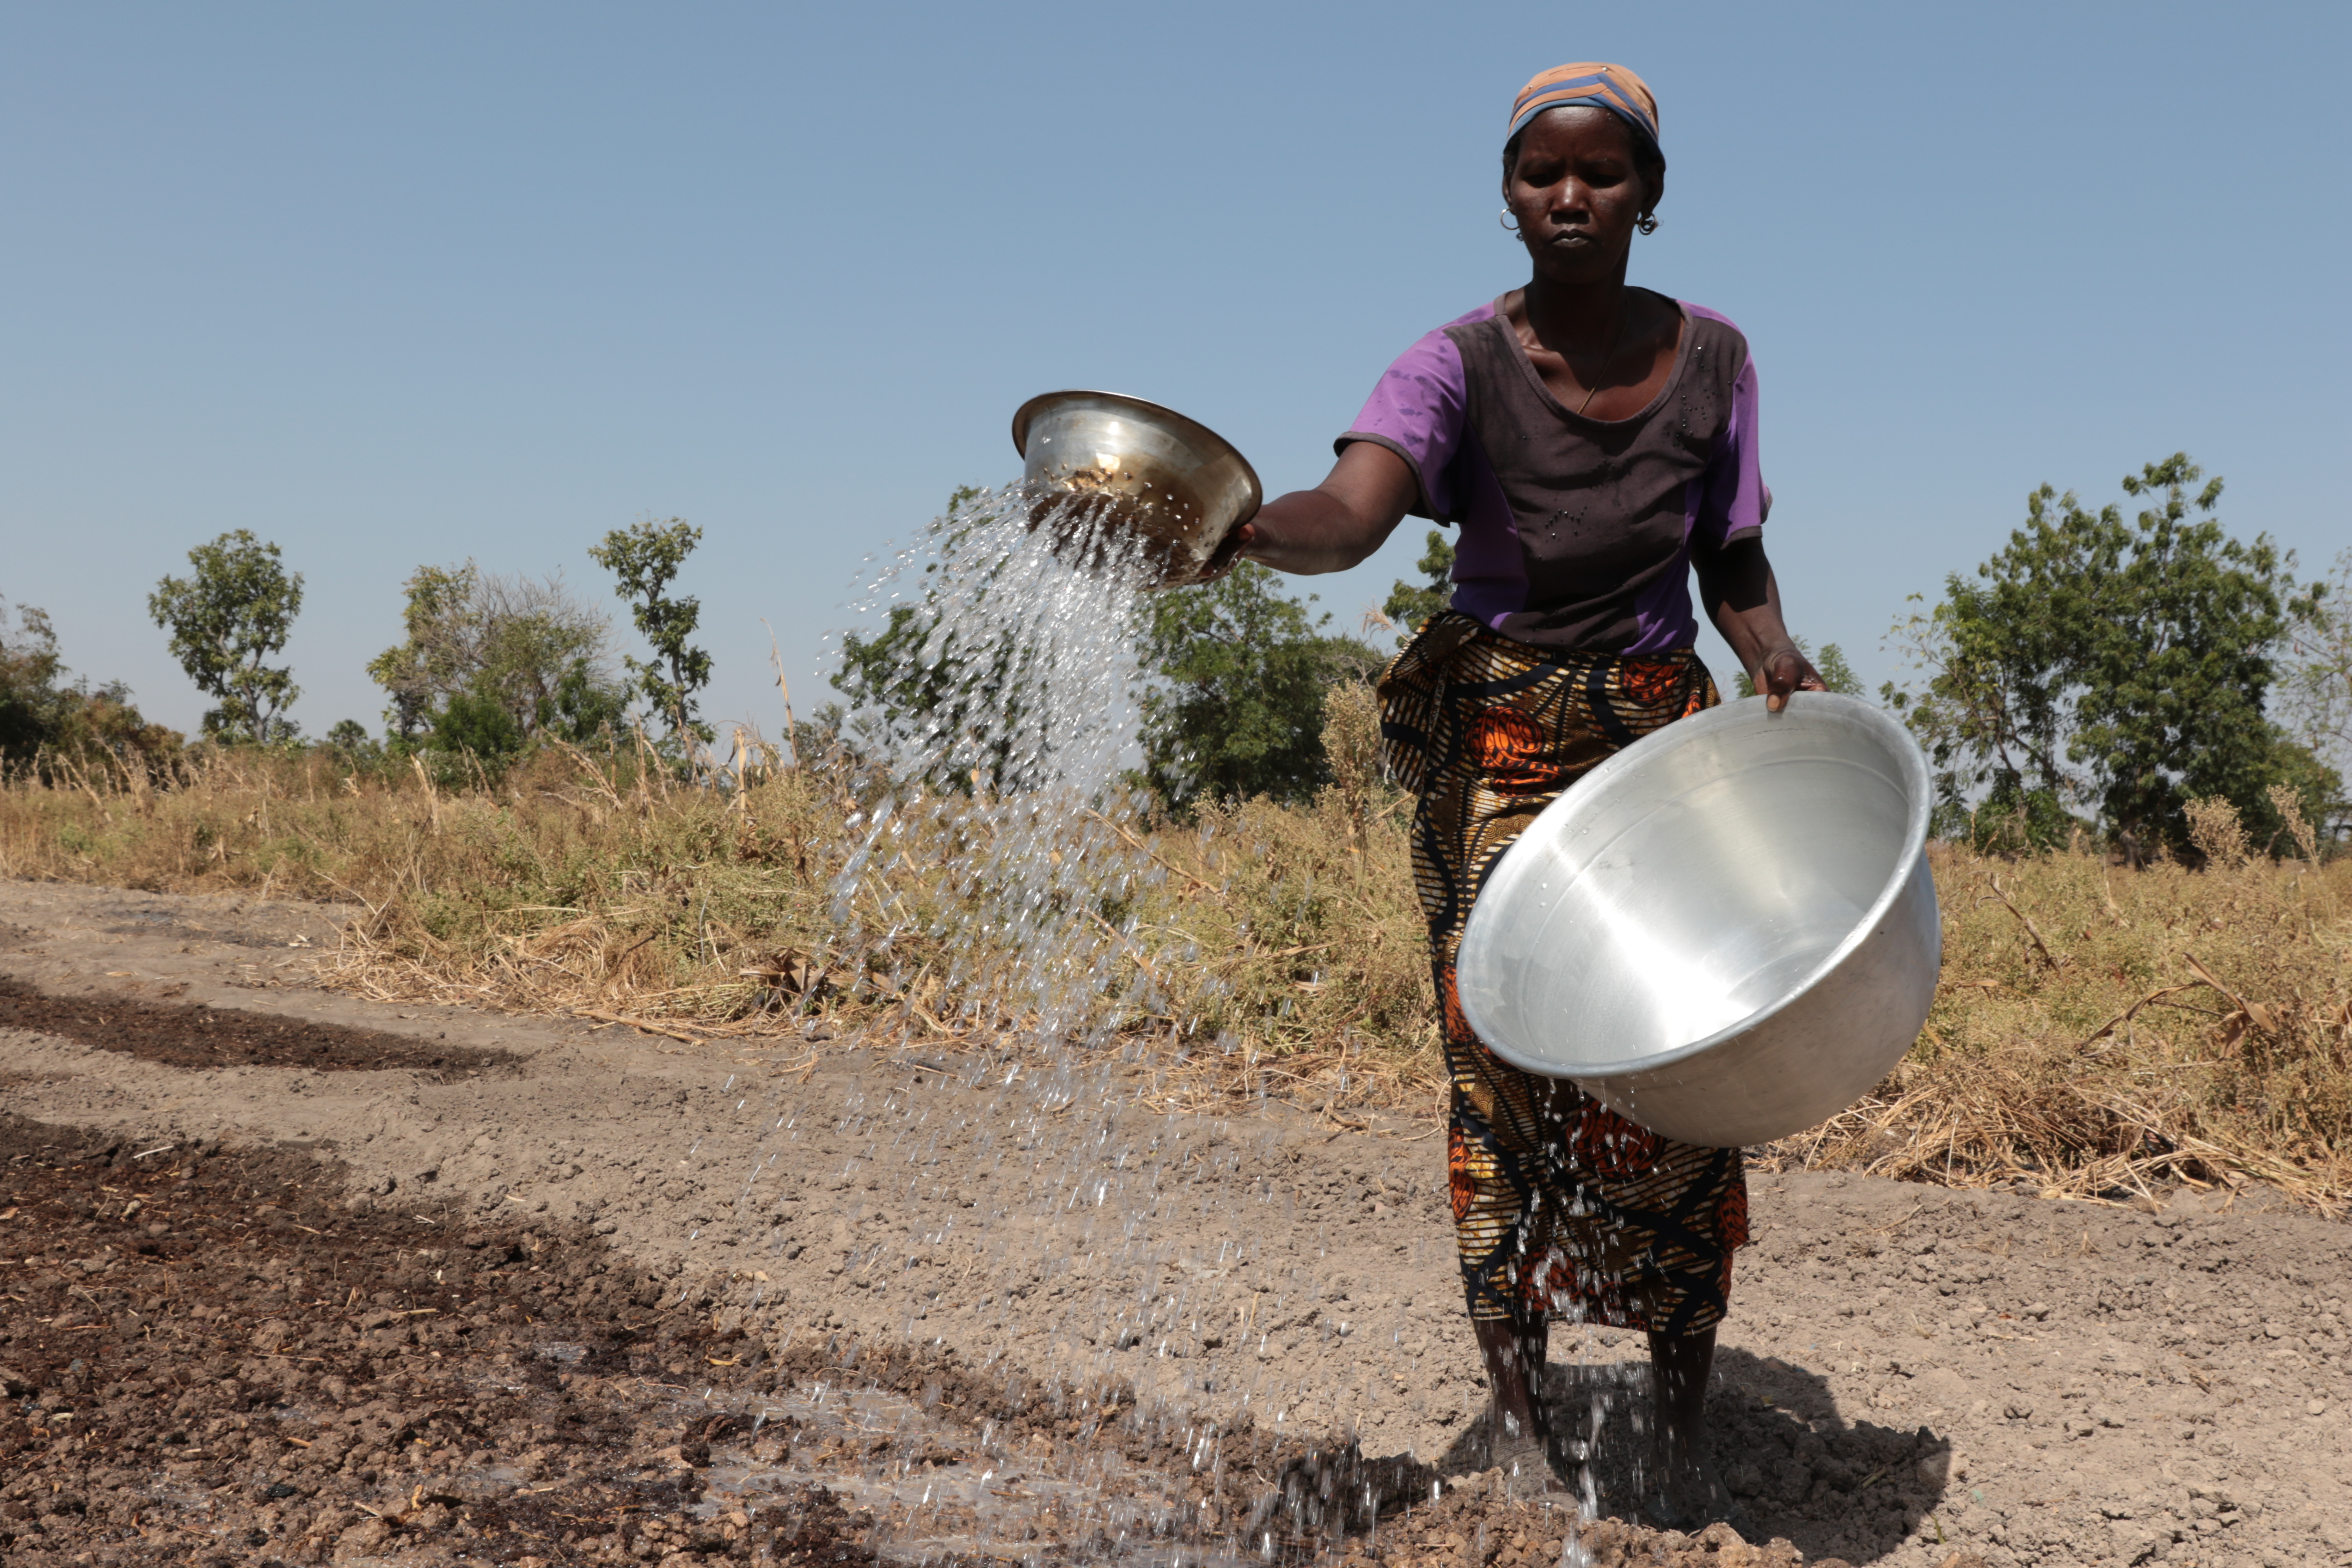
[1500,62,1667,280]
[1507,63,1661,153]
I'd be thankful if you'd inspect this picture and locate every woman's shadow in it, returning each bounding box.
[1430,1345,1955,1564]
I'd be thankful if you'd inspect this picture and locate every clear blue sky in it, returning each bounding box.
[5,2,2348,741]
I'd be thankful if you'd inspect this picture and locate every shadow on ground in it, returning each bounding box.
[1417,1346,1951,1562]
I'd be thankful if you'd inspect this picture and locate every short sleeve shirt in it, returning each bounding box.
[1337,294,1767,653]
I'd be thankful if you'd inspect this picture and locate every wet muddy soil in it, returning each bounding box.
[0,1112,1809,1568]
[0,1112,867,1565]
[0,975,516,1078]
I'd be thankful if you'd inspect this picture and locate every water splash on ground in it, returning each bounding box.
[713,487,1710,1561]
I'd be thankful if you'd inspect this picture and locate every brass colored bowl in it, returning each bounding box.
[1011,391,1262,588]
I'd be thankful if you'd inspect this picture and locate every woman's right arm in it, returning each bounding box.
[1214,441,1421,577]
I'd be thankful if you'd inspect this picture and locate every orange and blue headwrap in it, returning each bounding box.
[1507,62,1662,156]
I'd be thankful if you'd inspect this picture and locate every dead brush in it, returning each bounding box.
[1765,820,2352,1211]
[4,727,2348,1207]
[318,743,862,1039]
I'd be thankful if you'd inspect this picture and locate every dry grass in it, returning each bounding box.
[1770,833,2352,1210]
[0,719,1439,1084]
[0,742,846,1040]
[2,727,2346,1209]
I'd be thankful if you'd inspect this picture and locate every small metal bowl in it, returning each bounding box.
[1455,694,1942,1148]
[1011,391,1262,588]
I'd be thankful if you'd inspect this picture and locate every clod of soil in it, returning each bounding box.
[1337,1508,1803,1568]
[0,974,516,1077]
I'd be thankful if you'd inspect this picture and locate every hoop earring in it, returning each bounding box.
[1636,213,1660,235]
[1499,207,1521,234]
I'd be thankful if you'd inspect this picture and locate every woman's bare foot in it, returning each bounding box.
[1491,1421,1577,1497]
[1645,1328,1743,1530]
[1648,1435,1743,1530]
[1475,1315,1574,1495]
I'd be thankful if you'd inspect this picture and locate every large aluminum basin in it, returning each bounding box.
[1455,693,1940,1148]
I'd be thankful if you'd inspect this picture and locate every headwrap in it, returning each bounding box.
[1507,62,1662,156]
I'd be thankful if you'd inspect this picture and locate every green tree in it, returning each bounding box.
[1137,563,1384,813]
[834,600,1025,788]
[368,561,625,747]
[1,599,181,776]
[831,487,1048,791]
[146,529,304,744]
[1886,455,2328,854]
[1383,530,1456,631]
[429,688,525,761]
[2279,546,2352,840]
[320,718,391,775]
[543,657,631,745]
[0,600,72,765]
[589,518,713,746]
[368,562,473,740]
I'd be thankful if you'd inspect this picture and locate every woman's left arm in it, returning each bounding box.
[1692,535,1825,712]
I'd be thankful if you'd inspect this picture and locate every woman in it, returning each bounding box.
[1217,63,1825,1523]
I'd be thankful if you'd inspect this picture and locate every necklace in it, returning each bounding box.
[1574,299,1631,416]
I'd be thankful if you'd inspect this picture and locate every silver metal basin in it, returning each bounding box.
[1011,391,1262,588]
[1455,693,1941,1148]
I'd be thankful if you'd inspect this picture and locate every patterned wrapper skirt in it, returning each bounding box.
[1378,612,1749,1337]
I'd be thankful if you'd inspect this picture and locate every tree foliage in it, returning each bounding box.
[1137,563,1384,813]
[1886,455,2329,854]
[829,489,1046,791]
[1383,530,1457,632]
[589,519,713,746]
[833,487,997,775]
[2278,546,2352,838]
[429,688,526,761]
[147,530,304,744]
[367,561,625,754]
[0,600,181,777]
[323,718,378,762]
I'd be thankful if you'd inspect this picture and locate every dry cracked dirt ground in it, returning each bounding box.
[0,878,2346,1568]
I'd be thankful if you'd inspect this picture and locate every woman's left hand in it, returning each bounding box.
[1755,645,1828,713]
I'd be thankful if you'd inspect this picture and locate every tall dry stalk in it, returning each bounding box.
[2269,782,2323,865]
[1772,841,2352,1210]
[3,740,2347,1206]
[2184,795,2253,868]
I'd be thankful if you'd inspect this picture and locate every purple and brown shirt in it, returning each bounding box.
[1338,292,1767,654]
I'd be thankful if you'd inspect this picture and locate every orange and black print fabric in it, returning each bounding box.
[1378,612,1749,1336]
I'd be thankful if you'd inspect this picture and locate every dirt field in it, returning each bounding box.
[1,879,2347,1567]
